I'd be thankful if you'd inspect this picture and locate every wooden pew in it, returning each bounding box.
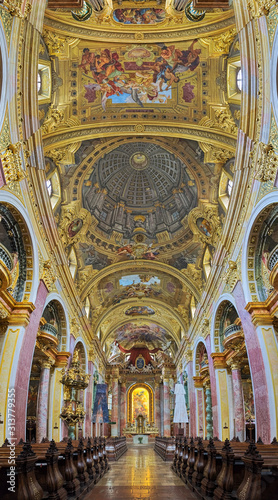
[171,436,278,500]
[0,436,111,500]
[154,436,175,461]
[106,436,127,461]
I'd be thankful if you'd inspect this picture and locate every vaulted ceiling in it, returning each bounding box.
[41,0,239,357]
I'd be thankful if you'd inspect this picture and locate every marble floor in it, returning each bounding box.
[84,444,197,500]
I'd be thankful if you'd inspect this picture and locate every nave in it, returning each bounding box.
[84,444,195,500]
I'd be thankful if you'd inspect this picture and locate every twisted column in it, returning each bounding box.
[204,382,213,439]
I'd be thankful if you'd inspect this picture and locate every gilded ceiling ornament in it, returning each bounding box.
[210,27,237,53]
[247,0,276,17]
[2,0,32,19]
[41,260,57,291]
[188,203,222,247]
[76,266,98,293]
[0,142,27,187]
[58,201,92,247]
[181,264,203,292]
[41,106,65,135]
[254,143,278,183]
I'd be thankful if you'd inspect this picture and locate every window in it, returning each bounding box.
[203,246,212,280]
[46,178,52,196]
[219,169,234,210]
[227,57,241,104]
[46,170,61,210]
[38,62,51,104]
[68,247,77,279]
[236,69,242,91]
[37,71,42,93]
[227,179,233,197]
[85,296,90,318]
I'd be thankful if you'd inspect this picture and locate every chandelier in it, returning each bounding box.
[60,350,90,426]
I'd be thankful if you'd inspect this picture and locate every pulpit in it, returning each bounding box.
[136,414,145,434]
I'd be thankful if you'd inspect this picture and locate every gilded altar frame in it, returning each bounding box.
[127,382,154,424]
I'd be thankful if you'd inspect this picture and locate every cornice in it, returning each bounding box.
[43,122,237,151]
[43,12,235,43]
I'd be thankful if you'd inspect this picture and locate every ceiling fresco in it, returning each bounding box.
[112,322,174,349]
[91,269,191,309]
[82,141,198,239]
[41,2,239,356]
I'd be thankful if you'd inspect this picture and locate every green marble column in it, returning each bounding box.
[205,385,213,439]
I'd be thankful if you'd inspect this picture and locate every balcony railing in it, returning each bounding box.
[267,245,278,272]
[0,244,13,271]
[224,323,242,338]
[40,322,58,337]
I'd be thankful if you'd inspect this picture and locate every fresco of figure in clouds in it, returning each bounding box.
[80,40,201,110]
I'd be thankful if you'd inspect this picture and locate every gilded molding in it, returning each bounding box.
[43,13,235,43]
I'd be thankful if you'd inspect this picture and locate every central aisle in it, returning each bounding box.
[85,444,197,500]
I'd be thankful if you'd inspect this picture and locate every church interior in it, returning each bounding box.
[0,0,278,499]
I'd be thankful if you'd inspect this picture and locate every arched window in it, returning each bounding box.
[68,247,77,279]
[236,68,242,91]
[38,62,51,104]
[85,296,90,318]
[46,170,61,210]
[37,71,42,93]
[46,178,52,196]
[203,246,212,279]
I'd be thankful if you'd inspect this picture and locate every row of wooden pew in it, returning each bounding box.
[154,436,175,461]
[171,436,278,500]
[0,436,110,500]
[106,436,128,461]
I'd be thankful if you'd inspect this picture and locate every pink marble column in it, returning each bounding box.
[187,361,196,437]
[120,381,126,436]
[231,365,245,441]
[233,281,271,443]
[85,360,94,437]
[155,383,161,435]
[111,376,119,437]
[163,377,171,437]
[36,360,51,443]
[205,335,218,438]
[14,280,48,442]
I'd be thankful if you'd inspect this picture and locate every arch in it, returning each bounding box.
[0,192,39,303]
[127,382,154,424]
[212,298,239,353]
[43,293,70,352]
[0,19,8,134]
[73,337,88,371]
[210,293,238,353]
[241,192,278,304]
[193,337,206,377]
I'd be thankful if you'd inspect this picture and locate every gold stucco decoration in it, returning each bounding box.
[188,202,222,247]
[58,201,92,247]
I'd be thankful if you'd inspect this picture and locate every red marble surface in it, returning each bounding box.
[232,368,245,440]
[120,383,127,435]
[36,365,50,442]
[85,360,94,436]
[163,380,170,437]
[233,281,271,443]
[187,362,196,437]
[14,280,48,442]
